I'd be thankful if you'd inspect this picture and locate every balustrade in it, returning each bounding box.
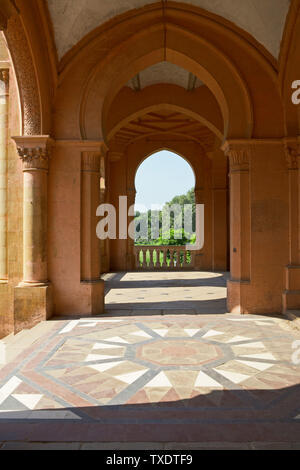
[134,245,195,270]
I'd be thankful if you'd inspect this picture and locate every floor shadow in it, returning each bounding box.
[103,271,228,314]
[0,384,299,444]
[104,299,227,314]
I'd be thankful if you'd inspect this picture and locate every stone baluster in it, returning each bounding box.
[149,247,154,268]
[169,248,174,268]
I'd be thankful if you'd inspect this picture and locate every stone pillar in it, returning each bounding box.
[126,187,136,270]
[0,69,8,281]
[194,187,205,270]
[99,146,109,273]
[12,136,53,332]
[283,137,300,310]
[80,151,104,314]
[211,147,228,272]
[212,188,228,271]
[222,142,251,313]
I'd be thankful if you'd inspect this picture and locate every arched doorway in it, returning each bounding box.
[134,149,197,270]
[104,146,228,313]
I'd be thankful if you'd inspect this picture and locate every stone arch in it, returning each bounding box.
[55,3,284,141]
[133,146,198,194]
[3,15,42,135]
[82,23,253,141]
[124,132,211,195]
[105,86,223,142]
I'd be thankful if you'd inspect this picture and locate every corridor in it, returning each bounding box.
[103,271,228,314]
[0,272,299,448]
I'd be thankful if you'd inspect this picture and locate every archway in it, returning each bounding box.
[0,0,291,325]
[104,140,229,313]
[134,150,196,270]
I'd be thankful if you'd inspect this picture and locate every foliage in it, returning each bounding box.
[134,187,196,245]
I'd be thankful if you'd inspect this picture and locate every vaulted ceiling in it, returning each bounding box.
[47,0,291,60]
[127,63,203,92]
[109,108,216,151]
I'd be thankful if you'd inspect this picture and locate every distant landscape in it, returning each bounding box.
[134,187,196,246]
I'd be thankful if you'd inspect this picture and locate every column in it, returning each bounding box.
[194,187,205,270]
[212,188,228,271]
[211,148,228,271]
[283,137,300,310]
[80,151,104,314]
[126,187,136,270]
[99,146,109,273]
[14,136,53,284]
[222,141,251,313]
[12,136,53,332]
[0,69,8,281]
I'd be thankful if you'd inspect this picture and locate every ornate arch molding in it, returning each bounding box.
[4,15,41,135]
[1,0,56,136]
[81,23,253,142]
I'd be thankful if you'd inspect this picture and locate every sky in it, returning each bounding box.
[134,150,195,211]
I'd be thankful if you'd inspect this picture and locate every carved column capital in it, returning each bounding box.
[222,141,251,173]
[12,135,54,171]
[284,137,300,170]
[81,151,101,173]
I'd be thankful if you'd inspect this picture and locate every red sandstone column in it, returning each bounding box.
[126,187,136,270]
[283,137,300,310]
[13,136,53,284]
[11,136,53,331]
[100,146,109,273]
[0,69,8,281]
[285,139,300,264]
[81,151,101,281]
[212,188,228,271]
[194,187,205,270]
[222,142,251,313]
[80,150,104,314]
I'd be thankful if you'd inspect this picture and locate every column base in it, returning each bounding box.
[193,253,203,270]
[0,281,12,339]
[194,252,213,271]
[80,279,105,315]
[227,279,251,314]
[282,290,300,311]
[13,282,53,334]
[282,266,300,312]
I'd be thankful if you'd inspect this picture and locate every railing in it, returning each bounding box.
[134,245,195,270]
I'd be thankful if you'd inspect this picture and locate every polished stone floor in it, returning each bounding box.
[0,271,299,449]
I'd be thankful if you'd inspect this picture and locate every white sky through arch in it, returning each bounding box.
[134,150,195,212]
